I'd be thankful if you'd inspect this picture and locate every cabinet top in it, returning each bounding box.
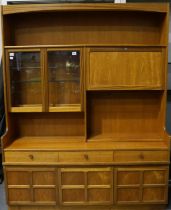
[2,3,169,15]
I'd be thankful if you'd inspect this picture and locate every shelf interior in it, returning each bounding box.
[87,91,164,141]
[3,11,167,46]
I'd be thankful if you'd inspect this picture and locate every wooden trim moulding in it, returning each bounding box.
[2,3,169,15]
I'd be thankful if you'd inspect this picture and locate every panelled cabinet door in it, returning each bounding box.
[6,168,57,205]
[47,49,82,112]
[6,49,43,112]
[59,167,113,205]
[87,48,163,90]
[116,167,168,204]
[6,170,32,204]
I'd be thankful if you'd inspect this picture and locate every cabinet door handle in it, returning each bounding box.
[84,154,89,160]
[29,154,34,160]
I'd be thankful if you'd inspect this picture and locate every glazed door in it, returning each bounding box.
[47,49,82,112]
[6,49,43,112]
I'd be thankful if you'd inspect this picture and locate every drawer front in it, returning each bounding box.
[5,151,59,163]
[114,150,169,163]
[58,151,113,162]
[88,49,163,89]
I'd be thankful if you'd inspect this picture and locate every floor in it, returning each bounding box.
[0,182,171,210]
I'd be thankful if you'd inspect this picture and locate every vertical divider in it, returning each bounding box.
[85,170,88,203]
[140,170,144,202]
[113,168,117,204]
[41,48,49,112]
[30,170,34,203]
[84,47,88,142]
[58,168,62,205]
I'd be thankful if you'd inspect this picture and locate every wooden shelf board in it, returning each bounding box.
[10,106,42,113]
[2,3,169,15]
[4,44,168,49]
[4,136,168,151]
[87,86,164,91]
[88,134,164,142]
[49,105,81,112]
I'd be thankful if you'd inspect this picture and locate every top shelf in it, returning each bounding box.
[4,44,168,48]
[2,3,169,15]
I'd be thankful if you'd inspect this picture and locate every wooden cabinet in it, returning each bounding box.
[59,167,113,205]
[1,3,170,210]
[115,167,168,204]
[6,168,57,205]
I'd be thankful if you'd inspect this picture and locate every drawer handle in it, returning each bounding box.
[139,153,144,160]
[29,154,34,160]
[84,154,89,160]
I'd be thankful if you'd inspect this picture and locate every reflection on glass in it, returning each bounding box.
[9,52,41,107]
[48,50,80,106]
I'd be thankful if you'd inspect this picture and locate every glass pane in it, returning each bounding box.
[9,52,41,107]
[48,50,80,107]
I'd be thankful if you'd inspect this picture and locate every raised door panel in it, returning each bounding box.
[62,189,85,203]
[117,171,141,186]
[8,188,31,203]
[88,188,111,203]
[142,187,167,203]
[6,171,30,185]
[34,188,56,204]
[117,188,140,203]
[32,171,56,185]
[61,171,85,186]
[88,48,163,90]
[143,170,167,185]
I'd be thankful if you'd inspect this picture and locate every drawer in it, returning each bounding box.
[58,151,113,162]
[114,150,169,163]
[5,151,59,163]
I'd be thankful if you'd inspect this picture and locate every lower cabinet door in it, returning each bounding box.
[116,167,168,204]
[6,167,57,205]
[59,167,113,205]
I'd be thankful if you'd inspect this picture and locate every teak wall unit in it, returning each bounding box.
[1,3,170,210]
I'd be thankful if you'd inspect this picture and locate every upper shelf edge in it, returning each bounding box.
[2,3,169,15]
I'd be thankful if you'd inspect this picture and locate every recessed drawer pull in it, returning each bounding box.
[139,153,144,160]
[84,154,89,160]
[29,154,34,160]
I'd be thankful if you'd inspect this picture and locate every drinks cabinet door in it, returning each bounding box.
[47,49,81,112]
[7,50,42,112]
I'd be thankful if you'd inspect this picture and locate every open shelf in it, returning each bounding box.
[87,91,164,142]
[3,8,167,46]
